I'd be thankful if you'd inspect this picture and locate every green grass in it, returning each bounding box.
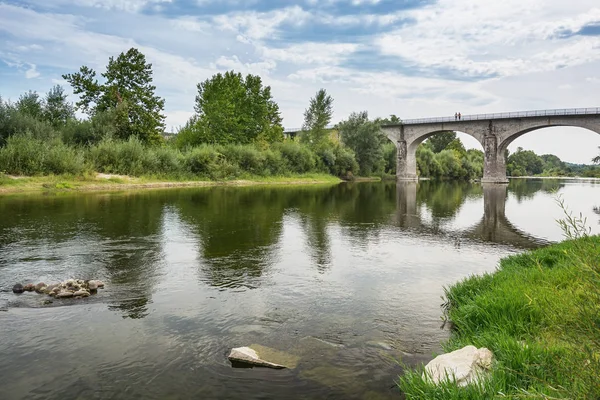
[399,236,600,399]
[0,172,341,194]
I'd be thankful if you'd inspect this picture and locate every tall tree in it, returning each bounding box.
[193,71,283,145]
[338,111,385,175]
[301,89,333,147]
[63,47,166,144]
[427,131,456,153]
[43,85,74,128]
[15,91,43,119]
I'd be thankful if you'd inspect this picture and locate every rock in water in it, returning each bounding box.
[35,283,47,293]
[88,281,98,291]
[23,283,35,292]
[12,284,24,294]
[423,345,493,387]
[56,291,74,299]
[228,347,286,369]
[73,290,90,298]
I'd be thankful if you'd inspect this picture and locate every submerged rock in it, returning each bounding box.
[228,346,286,369]
[35,283,47,293]
[423,345,493,387]
[13,278,105,299]
[23,283,35,292]
[73,290,90,298]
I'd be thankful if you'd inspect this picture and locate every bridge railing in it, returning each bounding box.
[284,124,335,133]
[400,107,600,125]
[284,107,600,131]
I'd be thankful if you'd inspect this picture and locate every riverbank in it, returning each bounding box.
[0,172,343,194]
[509,175,600,180]
[399,235,600,398]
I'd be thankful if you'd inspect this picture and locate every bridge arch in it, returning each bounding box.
[497,121,600,154]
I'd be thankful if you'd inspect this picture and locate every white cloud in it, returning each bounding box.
[30,0,173,12]
[25,64,40,79]
[375,1,600,78]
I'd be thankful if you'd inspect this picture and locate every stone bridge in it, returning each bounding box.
[381,108,600,183]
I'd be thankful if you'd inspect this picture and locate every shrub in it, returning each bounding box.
[87,137,146,175]
[274,141,317,174]
[142,146,183,175]
[219,144,266,175]
[332,146,359,178]
[0,134,85,175]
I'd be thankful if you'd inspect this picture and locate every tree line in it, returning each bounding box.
[0,47,598,180]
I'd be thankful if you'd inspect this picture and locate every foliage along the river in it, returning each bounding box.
[63,48,166,145]
[1,49,599,181]
[507,147,600,177]
[184,71,283,146]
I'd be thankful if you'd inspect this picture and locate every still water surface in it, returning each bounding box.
[0,179,599,399]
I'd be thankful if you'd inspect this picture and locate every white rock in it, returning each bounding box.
[423,345,493,387]
[228,347,286,369]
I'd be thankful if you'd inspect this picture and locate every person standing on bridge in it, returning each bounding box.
[455,112,458,120]
[458,112,462,120]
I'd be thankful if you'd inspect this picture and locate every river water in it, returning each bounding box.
[0,179,598,399]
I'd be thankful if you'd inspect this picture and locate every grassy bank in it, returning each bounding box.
[399,236,600,399]
[0,172,341,194]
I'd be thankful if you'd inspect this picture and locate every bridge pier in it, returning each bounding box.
[396,140,418,181]
[482,136,509,184]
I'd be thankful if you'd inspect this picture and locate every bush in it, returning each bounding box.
[274,141,317,174]
[262,148,285,175]
[87,137,146,175]
[219,144,266,175]
[332,146,359,178]
[0,134,85,175]
[183,145,240,179]
[143,146,184,175]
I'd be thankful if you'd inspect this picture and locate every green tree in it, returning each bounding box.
[507,147,543,176]
[63,47,166,144]
[416,145,439,177]
[300,88,333,147]
[379,114,402,124]
[593,147,600,164]
[541,154,564,170]
[15,91,43,119]
[338,111,385,176]
[192,71,283,145]
[446,138,467,157]
[427,131,456,153]
[43,85,74,128]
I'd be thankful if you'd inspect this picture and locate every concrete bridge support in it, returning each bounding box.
[396,140,418,181]
[482,136,508,183]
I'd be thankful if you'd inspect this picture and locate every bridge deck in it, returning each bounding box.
[283,107,600,132]
[393,107,600,125]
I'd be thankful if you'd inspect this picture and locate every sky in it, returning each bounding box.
[0,0,599,163]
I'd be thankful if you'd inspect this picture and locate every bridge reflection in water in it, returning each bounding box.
[395,181,548,249]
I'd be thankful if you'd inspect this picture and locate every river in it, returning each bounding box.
[0,178,599,399]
